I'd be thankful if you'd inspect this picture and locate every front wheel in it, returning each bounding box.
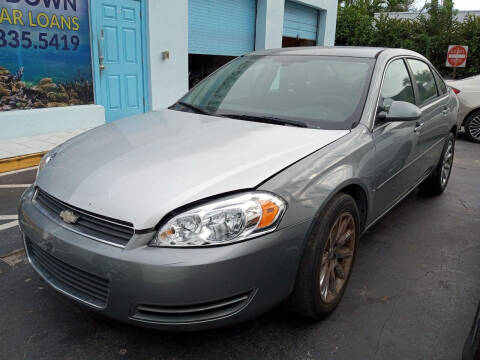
[419,132,455,196]
[287,193,360,320]
[464,110,480,143]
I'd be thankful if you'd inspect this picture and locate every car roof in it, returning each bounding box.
[246,46,388,58]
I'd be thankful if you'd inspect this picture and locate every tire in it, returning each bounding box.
[287,193,360,320]
[419,132,455,196]
[464,110,480,143]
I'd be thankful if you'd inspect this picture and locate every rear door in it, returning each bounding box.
[406,59,450,174]
[371,58,423,217]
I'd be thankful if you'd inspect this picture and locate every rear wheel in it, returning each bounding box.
[287,193,360,320]
[419,132,455,196]
[464,110,480,143]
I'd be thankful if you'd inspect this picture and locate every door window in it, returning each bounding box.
[407,59,439,104]
[379,59,415,112]
[433,71,448,95]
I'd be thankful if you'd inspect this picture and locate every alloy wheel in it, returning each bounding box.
[319,212,356,304]
[441,140,454,187]
[468,115,480,142]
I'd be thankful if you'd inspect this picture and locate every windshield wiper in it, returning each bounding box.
[172,101,212,115]
[217,114,308,128]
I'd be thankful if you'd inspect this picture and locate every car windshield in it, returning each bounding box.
[175,55,375,130]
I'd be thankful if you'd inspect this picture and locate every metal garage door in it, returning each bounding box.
[283,1,319,42]
[188,0,257,56]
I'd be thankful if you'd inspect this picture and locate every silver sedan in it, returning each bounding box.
[19,47,458,330]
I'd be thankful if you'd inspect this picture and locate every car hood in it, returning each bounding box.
[37,110,348,229]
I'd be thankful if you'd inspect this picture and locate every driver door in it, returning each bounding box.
[371,58,424,219]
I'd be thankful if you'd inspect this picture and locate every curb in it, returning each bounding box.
[0,152,46,173]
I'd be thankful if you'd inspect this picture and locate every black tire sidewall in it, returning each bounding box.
[437,133,455,192]
[420,132,455,196]
[310,194,361,314]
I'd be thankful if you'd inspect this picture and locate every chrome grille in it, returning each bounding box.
[35,188,134,247]
[26,239,110,308]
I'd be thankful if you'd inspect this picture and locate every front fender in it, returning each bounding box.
[258,125,375,233]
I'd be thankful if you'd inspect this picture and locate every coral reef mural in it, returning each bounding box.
[0,66,93,110]
[0,0,93,112]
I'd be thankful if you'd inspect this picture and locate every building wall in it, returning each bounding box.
[256,0,338,49]
[0,0,338,142]
[147,0,189,111]
[298,0,338,46]
[0,0,102,141]
[0,105,105,140]
[149,0,339,112]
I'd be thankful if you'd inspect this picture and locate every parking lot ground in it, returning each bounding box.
[1,137,479,360]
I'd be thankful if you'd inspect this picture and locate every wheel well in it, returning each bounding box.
[451,125,458,136]
[340,184,368,231]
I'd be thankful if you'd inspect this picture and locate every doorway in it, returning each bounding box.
[90,0,148,122]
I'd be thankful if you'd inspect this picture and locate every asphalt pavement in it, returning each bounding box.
[1,136,479,360]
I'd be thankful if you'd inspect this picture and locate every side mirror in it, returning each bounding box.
[377,101,422,122]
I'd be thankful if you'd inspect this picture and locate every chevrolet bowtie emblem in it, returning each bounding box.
[59,210,79,224]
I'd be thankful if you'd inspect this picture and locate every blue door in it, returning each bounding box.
[283,1,319,43]
[91,0,146,122]
[189,0,257,56]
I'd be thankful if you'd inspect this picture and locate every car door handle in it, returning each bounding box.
[414,122,424,134]
[442,108,449,116]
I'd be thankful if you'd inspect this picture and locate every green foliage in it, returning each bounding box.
[335,0,480,78]
[338,0,414,16]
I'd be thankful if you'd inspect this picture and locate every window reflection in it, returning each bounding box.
[180,56,375,130]
[407,59,438,104]
[380,60,415,111]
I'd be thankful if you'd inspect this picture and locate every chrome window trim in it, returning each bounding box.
[432,67,448,95]
[418,93,449,111]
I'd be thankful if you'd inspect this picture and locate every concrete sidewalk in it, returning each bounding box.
[0,129,91,173]
[0,129,89,160]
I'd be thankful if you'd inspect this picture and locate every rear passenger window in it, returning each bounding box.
[380,59,415,111]
[407,59,439,104]
[433,71,448,95]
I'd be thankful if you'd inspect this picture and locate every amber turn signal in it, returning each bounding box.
[258,200,280,228]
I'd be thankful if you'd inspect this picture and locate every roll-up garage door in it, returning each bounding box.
[189,0,257,56]
[283,1,319,43]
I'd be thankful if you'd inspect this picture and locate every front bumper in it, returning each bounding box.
[19,187,310,330]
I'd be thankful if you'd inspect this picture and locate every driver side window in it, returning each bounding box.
[379,59,415,113]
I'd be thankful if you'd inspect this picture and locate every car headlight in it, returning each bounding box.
[150,192,287,247]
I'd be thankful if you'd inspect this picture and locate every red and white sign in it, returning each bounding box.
[446,45,468,68]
